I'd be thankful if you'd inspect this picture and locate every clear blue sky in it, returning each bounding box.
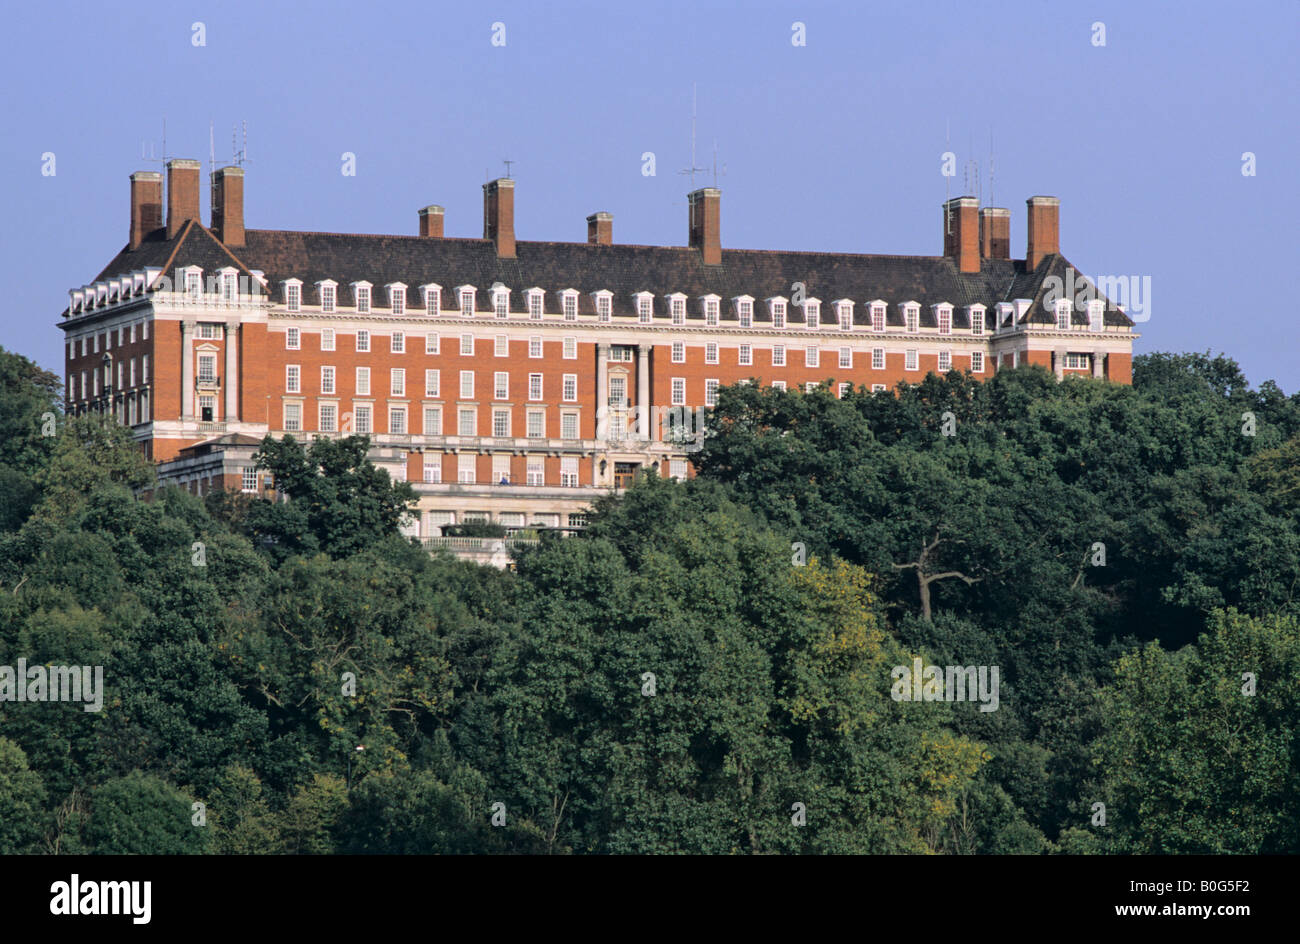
[3,0,1296,390]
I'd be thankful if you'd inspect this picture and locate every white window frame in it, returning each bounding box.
[669,293,687,326]
[870,301,886,333]
[526,288,544,320]
[426,333,439,354]
[460,370,474,400]
[838,346,852,369]
[460,334,474,356]
[593,290,613,322]
[563,373,577,401]
[285,280,302,312]
[739,344,752,366]
[872,347,885,370]
[836,300,853,331]
[671,342,685,363]
[969,305,986,336]
[529,373,543,401]
[421,283,441,317]
[561,289,579,321]
[388,283,407,315]
[803,300,821,329]
[805,346,819,368]
[563,337,577,360]
[671,378,686,406]
[352,282,372,313]
[904,303,919,334]
[425,369,440,397]
[458,286,476,317]
[494,371,509,400]
[733,295,754,328]
[971,351,984,373]
[356,366,370,396]
[635,292,653,324]
[768,297,787,330]
[320,366,336,395]
[905,349,919,371]
[318,281,337,313]
[391,368,405,397]
[356,329,370,352]
[1056,299,1072,331]
[390,331,404,354]
[938,350,952,372]
[705,342,718,365]
[935,304,952,335]
[286,327,300,350]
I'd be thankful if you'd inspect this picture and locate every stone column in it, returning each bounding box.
[637,345,651,440]
[224,321,240,422]
[1092,352,1105,379]
[1053,349,1065,380]
[181,320,195,420]
[596,343,610,442]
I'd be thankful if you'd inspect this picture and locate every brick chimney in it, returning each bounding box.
[483,179,515,258]
[1026,196,1060,270]
[587,212,613,245]
[166,159,201,239]
[688,188,721,265]
[942,197,979,273]
[129,171,163,250]
[419,205,444,238]
[210,166,245,246]
[979,207,1011,260]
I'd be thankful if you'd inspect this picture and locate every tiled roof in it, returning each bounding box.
[77,224,1134,328]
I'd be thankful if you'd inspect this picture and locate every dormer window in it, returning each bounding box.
[869,301,886,332]
[767,297,787,329]
[352,282,372,313]
[669,293,687,325]
[1055,299,1072,330]
[734,295,754,328]
[903,303,920,334]
[635,292,653,323]
[1088,299,1104,332]
[593,290,613,322]
[526,288,544,319]
[284,280,302,312]
[493,286,510,318]
[561,289,579,321]
[457,286,476,317]
[132,272,147,295]
[318,281,337,313]
[698,295,720,326]
[835,300,854,331]
[968,305,985,336]
[183,267,203,299]
[996,302,1015,332]
[934,304,953,335]
[388,283,407,315]
[803,299,821,329]
[218,268,238,303]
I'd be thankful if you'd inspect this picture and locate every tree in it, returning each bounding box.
[0,738,48,853]
[83,771,208,854]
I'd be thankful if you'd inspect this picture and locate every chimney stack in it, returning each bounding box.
[166,159,201,239]
[942,196,980,273]
[688,188,721,265]
[419,205,444,238]
[482,179,516,258]
[210,166,245,246]
[587,212,613,245]
[979,207,1011,260]
[129,171,163,250]
[1026,196,1060,270]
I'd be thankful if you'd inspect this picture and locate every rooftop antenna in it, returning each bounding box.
[710,139,726,187]
[963,132,980,206]
[987,129,995,208]
[944,119,951,235]
[679,83,708,188]
[232,120,251,167]
[144,118,170,167]
[502,158,515,179]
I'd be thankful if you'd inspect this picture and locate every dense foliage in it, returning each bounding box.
[0,343,1297,853]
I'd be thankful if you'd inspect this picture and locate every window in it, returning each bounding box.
[771,380,786,391]
[971,351,984,373]
[839,347,852,369]
[526,460,544,485]
[970,308,985,336]
[458,454,476,483]
[493,289,509,318]
[495,335,508,357]
[186,270,202,298]
[1088,300,1104,333]
[905,306,919,333]
[739,344,752,366]
[838,382,851,398]
[527,411,545,438]
[669,459,688,481]
[321,366,336,395]
[563,337,577,359]
[937,307,952,335]
[460,288,475,317]
[562,374,577,401]
[388,406,407,434]
[390,368,405,396]
[736,297,753,328]
[142,355,149,383]
[355,404,372,433]
[198,353,217,384]
[837,301,853,331]
[770,298,787,330]
[671,296,686,325]
[595,293,612,322]
[705,343,718,365]
[426,333,439,354]
[804,301,820,329]
[527,290,543,319]
[703,297,719,326]
[319,404,337,432]
[458,408,476,437]
[198,323,218,340]
[872,348,885,370]
[423,406,442,435]
[460,371,474,399]
[561,457,579,487]
[391,331,404,353]
[320,283,336,313]
[637,294,652,323]
[425,369,440,397]
[872,383,887,392]
[805,347,819,368]
[237,467,257,493]
[529,373,543,400]
[529,337,543,358]
[460,334,474,356]
[938,350,952,372]
[356,330,370,352]
[356,367,370,395]
[561,412,579,440]
[1065,353,1089,369]
[492,409,510,437]
[93,334,99,354]
[390,285,406,315]
[286,283,301,312]
[423,284,441,316]
[1056,300,1072,330]
[805,382,818,394]
[322,328,336,351]
[494,372,509,400]
[705,379,719,407]
[772,344,786,367]
[423,459,441,483]
[871,304,886,333]
[905,349,918,371]
[562,291,578,320]
[671,378,685,405]
[671,342,685,363]
[286,327,300,350]
[221,271,237,302]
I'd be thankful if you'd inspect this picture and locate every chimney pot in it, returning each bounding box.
[483,179,516,258]
[688,188,721,265]
[1026,196,1060,270]
[166,159,202,239]
[129,171,163,250]
[979,207,1011,261]
[943,196,980,273]
[587,212,613,245]
[210,166,245,246]
[419,205,444,238]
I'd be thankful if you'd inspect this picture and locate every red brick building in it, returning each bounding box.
[59,161,1136,537]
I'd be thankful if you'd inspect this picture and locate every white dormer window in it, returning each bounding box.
[457,286,476,317]
[561,289,579,321]
[767,297,787,329]
[803,299,821,329]
[284,279,302,312]
[1088,299,1104,332]
[318,281,337,313]
[493,286,510,318]
[183,267,203,299]
[968,305,986,336]
[903,303,920,333]
[593,290,613,322]
[132,271,147,295]
[835,300,854,331]
[526,288,544,319]
[734,295,754,329]
[218,268,238,303]
[387,283,407,315]
[352,282,372,313]
[421,283,442,316]
[635,292,653,323]
[669,293,687,325]
[701,295,720,326]
[1055,299,1072,330]
[869,301,886,332]
[119,277,132,300]
[996,302,1015,332]
[934,304,953,335]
